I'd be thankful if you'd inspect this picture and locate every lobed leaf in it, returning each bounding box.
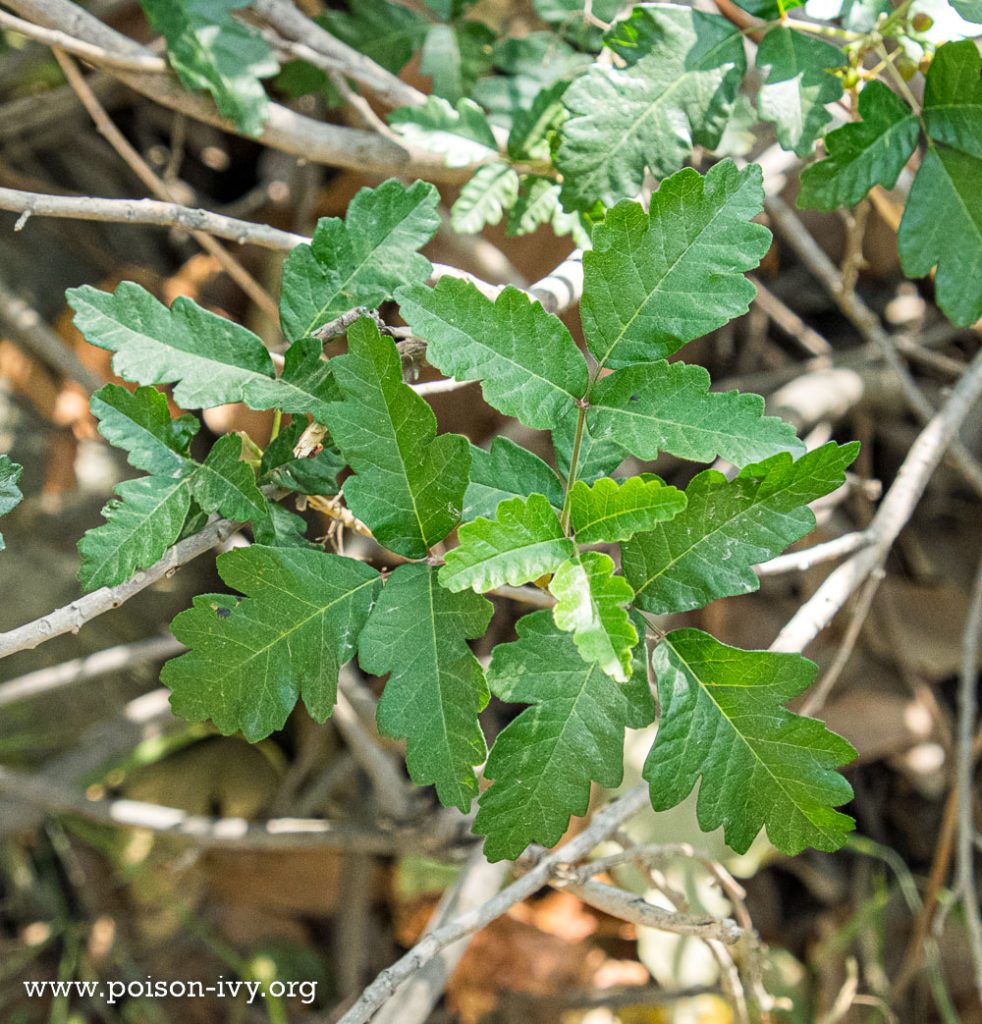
[359,564,493,810]
[475,611,654,861]
[189,434,273,542]
[389,96,498,167]
[421,22,496,103]
[163,546,381,740]
[324,318,470,558]
[569,476,686,544]
[451,162,520,234]
[0,455,24,552]
[623,441,860,614]
[645,629,856,855]
[462,437,564,523]
[439,493,574,593]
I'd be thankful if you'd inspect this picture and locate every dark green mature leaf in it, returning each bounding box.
[623,441,859,614]
[359,564,493,810]
[550,552,637,681]
[898,143,982,327]
[389,97,498,167]
[190,434,272,541]
[140,0,277,136]
[164,547,380,740]
[69,283,278,410]
[462,438,564,522]
[645,629,856,854]
[729,0,803,17]
[79,475,192,590]
[451,163,520,234]
[756,27,845,157]
[260,419,344,496]
[279,179,439,342]
[475,611,654,861]
[557,5,746,209]
[324,318,470,558]
[797,80,919,210]
[271,338,342,422]
[439,494,574,592]
[553,409,625,482]
[569,476,686,544]
[89,384,198,477]
[397,278,589,429]
[320,0,427,74]
[588,361,804,467]
[582,162,770,369]
[923,39,982,159]
[508,80,568,161]
[421,22,495,103]
[0,455,24,552]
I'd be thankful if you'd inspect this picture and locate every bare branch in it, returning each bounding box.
[754,530,872,577]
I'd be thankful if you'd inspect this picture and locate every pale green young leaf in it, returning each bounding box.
[163,547,381,740]
[359,564,493,810]
[389,96,498,167]
[645,629,856,855]
[79,475,192,590]
[582,162,771,369]
[189,434,272,541]
[140,0,277,136]
[898,144,982,327]
[923,39,982,160]
[475,611,654,861]
[90,384,198,477]
[797,80,919,211]
[279,179,439,341]
[756,27,845,157]
[588,360,804,467]
[462,438,564,522]
[324,318,470,558]
[557,5,746,209]
[569,476,686,544]
[450,163,520,234]
[421,22,495,103]
[550,552,637,681]
[0,455,24,552]
[398,278,588,430]
[68,283,277,410]
[439,493,574,593]
[623,441,860,614]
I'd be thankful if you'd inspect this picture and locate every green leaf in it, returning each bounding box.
[534,0,621,48]
[439,493,574,593]
[507,176,561,236]
[190,434,272,540]
[0,455,24,552]
[797,80,919,211]
[261,419,344,496]
[924,39,982,160]
[389,96,498,167]
[582,162,771,369]
[475,611,654,861]
[140,0,277,136]
[508,80,568,161]
[163,546,381,740]
[623,441,860,614]
[359,564,492,810]
[899,144,982,327]
[79,475,192,590]
[553,409,625,483]
[756,27,845,157]
[569,476,686,544]
[557,5,746,210]
[588,360,804,467]
[268,337,342,421]
[728,0,804,18]
[550,552,637,681]
[463,438,564,522]
[319,0,427,75]
[951,0,982,21]
[324,318,470,558]
[397,278,589,429]
[450,162,520,234]
[279,179,439,342]
[90,384,198,477]
[645,629,856,855]
[421,22,495,103]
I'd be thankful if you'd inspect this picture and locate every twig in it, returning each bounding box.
[752,276,832,357]
[0,516,236,660]
[0,634,182,707]
[773,346,982,653]
[958,554,982,1000]
[0,186,306,251]
[0,765,451,854]
[54,49,280,321]
[755,530,872,577]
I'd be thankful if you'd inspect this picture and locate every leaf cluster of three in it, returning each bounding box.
[67,164,857,861]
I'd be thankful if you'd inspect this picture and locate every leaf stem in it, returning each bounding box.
[270,408,283,441]
[559,401,588,534]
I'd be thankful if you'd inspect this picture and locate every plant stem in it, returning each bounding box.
[559,402,588,533]
[270,408,283,441]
